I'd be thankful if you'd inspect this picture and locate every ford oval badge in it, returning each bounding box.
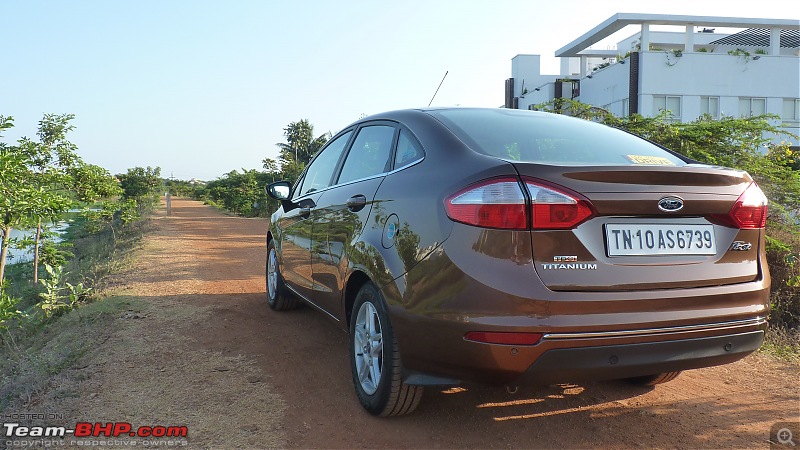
[658,196,684,212]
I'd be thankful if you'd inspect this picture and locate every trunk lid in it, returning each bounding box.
[515,163,764,292]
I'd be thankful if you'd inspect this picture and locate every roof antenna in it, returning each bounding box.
[428,70,449,107]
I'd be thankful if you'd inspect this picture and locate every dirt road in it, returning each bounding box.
[27,199,799,449]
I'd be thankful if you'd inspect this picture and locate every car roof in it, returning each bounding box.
[346,107,545,130]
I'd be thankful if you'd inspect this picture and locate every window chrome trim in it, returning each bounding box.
[389,156,424,174]
[542,317,766,340]
[291,156,425,200]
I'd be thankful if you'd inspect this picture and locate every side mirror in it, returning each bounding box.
[267,181,292,200]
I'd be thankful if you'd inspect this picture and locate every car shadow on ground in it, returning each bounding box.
[169,291,793,449]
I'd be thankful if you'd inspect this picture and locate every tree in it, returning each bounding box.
[277,119,330,166]
[69,162,122,203]
[261,157,280,175]
[0,116,72,284]
[117,166,162,208]
[15,114,80,283]
[163,178,198,197]
[273,119,330,182]
[204,169,273,217]
[0,114,122,286]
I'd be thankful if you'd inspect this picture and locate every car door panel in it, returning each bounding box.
[312,177,386,319]
[277,130,354,302]
[278,192,324,300]
[309,124,397,319]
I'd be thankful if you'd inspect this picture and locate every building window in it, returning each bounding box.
[653,95,681,122]
[782,98,800,122]
[700,96,720,118]
[739,97,766,117]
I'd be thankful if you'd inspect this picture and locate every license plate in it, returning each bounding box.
[605,224,717,256]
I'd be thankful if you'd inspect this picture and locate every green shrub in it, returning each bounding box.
[0,288,23,334]
[38,265,91,319]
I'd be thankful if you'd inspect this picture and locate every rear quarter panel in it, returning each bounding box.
[363,111,521,300]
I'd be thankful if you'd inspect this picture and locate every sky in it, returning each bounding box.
[1,0,796,181]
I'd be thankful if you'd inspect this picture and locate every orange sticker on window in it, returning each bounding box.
[625,155,676,165]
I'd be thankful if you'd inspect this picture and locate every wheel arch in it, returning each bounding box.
[344,270,372,327]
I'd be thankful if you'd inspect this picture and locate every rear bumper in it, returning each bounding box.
[397,315,767,386]
[385,223,770,387]
[519,330,764,385]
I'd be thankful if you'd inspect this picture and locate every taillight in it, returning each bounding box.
[525,180,595,229]
[445,178,527,230]
[723,182,768,229]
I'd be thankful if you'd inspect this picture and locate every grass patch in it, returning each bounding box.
[760,326,800,364]
[63,215,154,290]
[0,295,145,411]
[0,208,155,411]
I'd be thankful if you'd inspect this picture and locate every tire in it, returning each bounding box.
[266,240,300,311]
[626,371,682,386]
[349,282,423,417]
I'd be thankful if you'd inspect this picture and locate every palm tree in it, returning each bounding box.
[276,119,330,167]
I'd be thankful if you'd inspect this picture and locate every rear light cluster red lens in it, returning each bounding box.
[464,331,543,346]
[711,182,768,229]
[444,178,527,230]
[730,182,768,228]
[525,182,595,229]
[445,177,595,230]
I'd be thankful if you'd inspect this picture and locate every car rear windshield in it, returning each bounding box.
[428,109,687,166]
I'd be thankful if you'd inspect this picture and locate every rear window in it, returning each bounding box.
[428,109,687,166]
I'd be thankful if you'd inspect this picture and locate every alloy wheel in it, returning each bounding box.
[353,301,384,395]
[267,248,278,300]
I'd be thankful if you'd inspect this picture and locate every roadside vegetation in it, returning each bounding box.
[1,114,165,408]
[196,119,329,217]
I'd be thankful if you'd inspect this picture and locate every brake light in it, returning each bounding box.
[445,178,528,230]
[525,180,595,229]
[724,182,768,229]
[464,331,543,345]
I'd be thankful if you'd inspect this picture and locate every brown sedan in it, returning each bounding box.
[266,108,769,417]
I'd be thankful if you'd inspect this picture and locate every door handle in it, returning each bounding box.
[299,206,311,218]
[346,195,367,212]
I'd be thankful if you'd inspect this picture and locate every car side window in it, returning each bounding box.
[292,173,306,198]
[337,125,395,185]
[394,130,424,169]
[296,131,352,197]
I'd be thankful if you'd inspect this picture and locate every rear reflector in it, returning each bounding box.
[445,178,528,230]
[525,180,595,229]
[464,331,543,345]
[712,182,768,229]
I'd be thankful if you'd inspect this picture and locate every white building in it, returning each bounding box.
[506,13,800,146]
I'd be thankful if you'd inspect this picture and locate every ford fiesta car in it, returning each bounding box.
[265,108,769,417]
